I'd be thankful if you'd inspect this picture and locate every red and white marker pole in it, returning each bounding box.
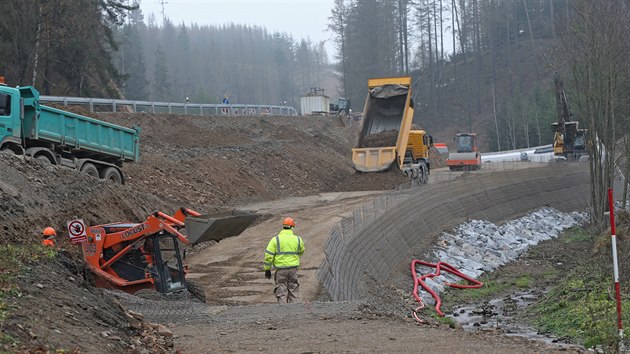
[608,188,624,339]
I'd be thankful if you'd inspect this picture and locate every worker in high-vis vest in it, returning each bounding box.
[263,217,305,303]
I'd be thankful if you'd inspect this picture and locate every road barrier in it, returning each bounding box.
[39,95,298,116]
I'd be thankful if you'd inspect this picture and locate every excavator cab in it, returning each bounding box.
[150,234,186,293]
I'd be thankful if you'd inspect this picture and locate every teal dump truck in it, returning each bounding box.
[0,80,139,183]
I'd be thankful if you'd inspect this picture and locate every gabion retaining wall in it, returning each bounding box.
[318,164,591,301]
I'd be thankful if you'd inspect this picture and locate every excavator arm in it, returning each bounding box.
[551,74,587,159]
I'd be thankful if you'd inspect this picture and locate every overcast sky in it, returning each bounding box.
[139,0,336,57]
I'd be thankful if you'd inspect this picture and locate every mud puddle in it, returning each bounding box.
[448,289,573,347]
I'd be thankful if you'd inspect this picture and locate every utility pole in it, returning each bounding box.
[158,0,167,25]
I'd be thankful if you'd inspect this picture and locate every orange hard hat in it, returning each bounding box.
[43,227,57,236]
[282,217,295,228]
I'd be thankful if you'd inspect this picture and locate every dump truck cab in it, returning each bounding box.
[406,130,433,164]
[0,81,25,154]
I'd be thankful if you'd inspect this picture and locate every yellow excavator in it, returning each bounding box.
[351,77,433,184]
[552,74,587,160]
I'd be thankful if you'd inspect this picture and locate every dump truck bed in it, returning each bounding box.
[19,87,140,162]
[352,147,397,172]
[352,77,414,172]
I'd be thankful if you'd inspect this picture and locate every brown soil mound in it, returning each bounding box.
[0,152,169,245]
[0,110,410,352]
[93,112,409,209]
[429,146,447,168]
[0,152,175,353]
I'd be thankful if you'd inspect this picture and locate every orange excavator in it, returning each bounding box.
[81,208,256,298]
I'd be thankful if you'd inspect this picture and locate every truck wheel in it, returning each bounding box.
[36,155,52,164]
[80,163,99,178]
[101,167,123,184]
[419,162,429,184]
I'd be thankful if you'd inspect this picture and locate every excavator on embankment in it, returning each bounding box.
[351,76,434,184]
[551,74,587,160]
[80,208,257,301]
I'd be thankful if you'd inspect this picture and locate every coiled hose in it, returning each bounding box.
[411,260,483,321]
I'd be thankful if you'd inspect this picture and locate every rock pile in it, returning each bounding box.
[417,207,587,301]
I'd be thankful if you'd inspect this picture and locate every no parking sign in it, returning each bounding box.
[67,219,87,244]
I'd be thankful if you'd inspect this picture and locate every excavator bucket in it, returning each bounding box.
[184,210,258,245]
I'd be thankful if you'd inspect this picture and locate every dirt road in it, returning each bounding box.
[172,305,576,353]
[166,165,589,353]
[0,107,592,353]
[186,191,385,304]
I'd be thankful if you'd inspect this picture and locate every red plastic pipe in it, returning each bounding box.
[411,259,483,317]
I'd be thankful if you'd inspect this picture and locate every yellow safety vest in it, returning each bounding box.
[263,229,305,270]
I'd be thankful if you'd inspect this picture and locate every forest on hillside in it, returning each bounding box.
[0,0,328,106]
[328,0,580,150]
[1,1,629,164]
[114,8,328,106]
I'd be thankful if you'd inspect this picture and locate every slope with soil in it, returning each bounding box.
[0,109,593,353]
[0,111,408,352]
[0,152,174,353]
[91,112,410,209]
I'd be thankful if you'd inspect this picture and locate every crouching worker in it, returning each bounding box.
[42,227,56,247]
[263,217,305,303]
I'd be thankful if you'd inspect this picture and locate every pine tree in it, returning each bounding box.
[153,44,170,101]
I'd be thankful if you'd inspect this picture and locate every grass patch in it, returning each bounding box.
[514,276,532,288]
[531,277,629,351]
[432,313,458,328]
[0,244,56,348]
[443,279,511,304]
[466,280,511,299]
[561,226,591,244]
[542,269,557,279]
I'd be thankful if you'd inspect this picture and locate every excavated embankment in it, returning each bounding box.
[0,111,406,353]
[318,163,591,302]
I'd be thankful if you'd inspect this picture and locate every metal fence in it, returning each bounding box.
[39,95,299,116]
[429,161,552,184]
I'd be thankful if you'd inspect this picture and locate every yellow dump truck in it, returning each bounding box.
[352,77,433,184]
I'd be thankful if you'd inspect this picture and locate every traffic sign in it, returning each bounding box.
[67,219,87,244]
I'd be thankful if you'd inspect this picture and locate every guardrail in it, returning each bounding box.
[39,95,299,116]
